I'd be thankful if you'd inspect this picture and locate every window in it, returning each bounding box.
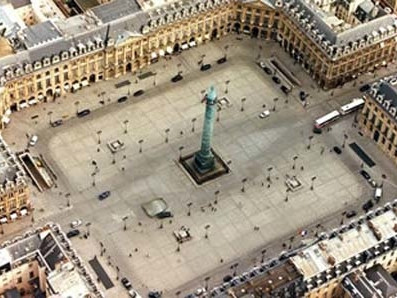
[17,277,22,284]
[29,271,34,279]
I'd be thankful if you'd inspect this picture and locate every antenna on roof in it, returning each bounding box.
[104,24,110,47]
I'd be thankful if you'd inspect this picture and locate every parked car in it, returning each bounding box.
[299,91,308,101]
[259,110,270,119]
[272,76,281,84]
[121,277,132,290]
[362,200,374,212]
[313,127,322,134]
[194,288,206,296]
[369,179,378,188]
[70,219,82,228]
[263,67,272,75]
[171,74,183,83]
[333,146,342,154]
[148,291,162,298]
[156,211,173,219]
[29,135,38,146]
[345,210,357,218]
[223,275,233,282]
[217,57,227,64]
[374,187,382,203]
[117,96,128,103]
[200,64,212,71]
[129,289,142,298]
[51,119,63,127]
[359,84,370,93]
[66,229,80,238]
[98,191,111,200]
[360,170,371,180]
[77,109,90,118]
[133,89,144,97]
[280,85,290,94]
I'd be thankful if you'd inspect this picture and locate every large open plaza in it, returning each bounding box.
[2,35,397,297]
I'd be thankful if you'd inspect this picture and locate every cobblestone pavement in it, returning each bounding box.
[2,35,397,298]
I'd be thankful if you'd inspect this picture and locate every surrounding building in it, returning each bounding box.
[359,75,397,167]
[205,199,397,297]
[0,0,395,128]
[0,222,103,297]
[0,134,29,225]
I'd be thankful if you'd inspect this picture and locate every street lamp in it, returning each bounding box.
[122,216,129,231]
[66,193,71,207]
[204,276,211,291]
[307,135,314,150]
[231,263,239,276]
[241,177,248,192]
[216,106,221,122]
[214,190,220,204]
[123,120,129,134]
[261,249,267,263]
[31,207,35,223]
[381,174,387,187]
[225,80,231,94]
[292,155,298,170]
[272,97,279,112]
[310,176,317,190]
[97,130,102,145]
[153,72,157,86]
[165,128,170,143]
[191,118,197,133]
[138,139,144,153]
[187,202,193,216]
[179,145,185,160]
[240,97,246,112]
[204,224,211,239]
[47,111,53,125]
[224,45,229,59]
[342,133,348,148]
[91,172,96,187]
[267,166,273,182]
[74,101,80,114]
[86,222,91,237]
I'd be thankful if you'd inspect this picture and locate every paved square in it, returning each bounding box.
[3,36,397,297]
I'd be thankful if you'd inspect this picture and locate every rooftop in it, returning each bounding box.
[0,134,26,187]
[367,74,397,121]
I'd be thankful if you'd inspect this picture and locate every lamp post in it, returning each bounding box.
[138,139,144,153]
[153,72,157,86]
[216,106,221,122]
[31,207,35,223]
[231,263,239,276]
[240,97,246,112]
[187,202,193,216]
[66,193,71,207]
[86,222,91,237]
[381,174,387,187]
[307,135,314,150]
[310,176,317,190]
[292,155,298,170]
[191,118,197,133]
[204,276,211,291]
[91,172,96,186]
[241,177,248,192]
[204,224,211,239]
[123,120,129,134]
[225,80,230,94]
[272,97,279,112]
[178,145,184,160]
[342,133,348,148]
[97,130,102,145]
[122,216,128,231]
[0,223,3,235]
[267,166,273,182]
[224,45,229,59]
[74,101,80,114]
[165,128,170,143]
[214,190,220,204]
[261,249,267,263]
[47,111,53,125]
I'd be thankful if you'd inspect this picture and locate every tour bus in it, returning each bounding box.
[339,98,365,115]
[313,110,341,129]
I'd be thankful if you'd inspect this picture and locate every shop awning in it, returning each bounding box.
[204,34,210,39]
[166,46,173,54]
[159,49,165,56]
[0,217,7,224]
[64,84,70,90]
[5,109,11,116]
[72,83,80,90]
[181,43,188,50]
[19,102,28,109]
[2,116,10,124]
[81,80,89,87]
[151,52,158,59]
[38,94,44,100]
[28,99,38,105]
[189,41,196,47]
[20,208,28,216]
[10,213,17,220]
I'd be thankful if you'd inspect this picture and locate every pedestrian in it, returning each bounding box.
[220,258,224,263]
[129,253,132,257]
[300,165,304,171]
[134,248,138,252]
[320,147,325,155]
[267,184,270,188]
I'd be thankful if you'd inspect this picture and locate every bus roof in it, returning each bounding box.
[315,110,340,125]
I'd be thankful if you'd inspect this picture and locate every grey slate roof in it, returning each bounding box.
[19,20,63,49]
[91,0,142,24]
[10,0,31,9]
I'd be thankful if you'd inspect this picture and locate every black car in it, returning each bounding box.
[299,91,308,101]
[171,74,183,83]
[148,291,162,298]
[333,146,342,154]
[133,89,145,97]
[66,229,80,238]
[98,191,111,201]
[264,67,272,75]
[121,277,132,290]
[313,127,322,134]
[280,85,290,95]
[346,210,357,218]
[200,64,212,71]
[156,211,173,219]
[223,275,233,283]
[359,84,370,93]
[51,119,63,127]
[360,170,371,180]
[217,57,227,64]
[77,109,90,118]
[272,76,281,84]
[362,200,374,212]
[117,96,128,103]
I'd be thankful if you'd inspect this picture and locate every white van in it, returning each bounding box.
[374,187,382,202]
[29,135,38,146]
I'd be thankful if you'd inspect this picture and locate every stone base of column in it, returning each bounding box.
[179,149,230,185]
